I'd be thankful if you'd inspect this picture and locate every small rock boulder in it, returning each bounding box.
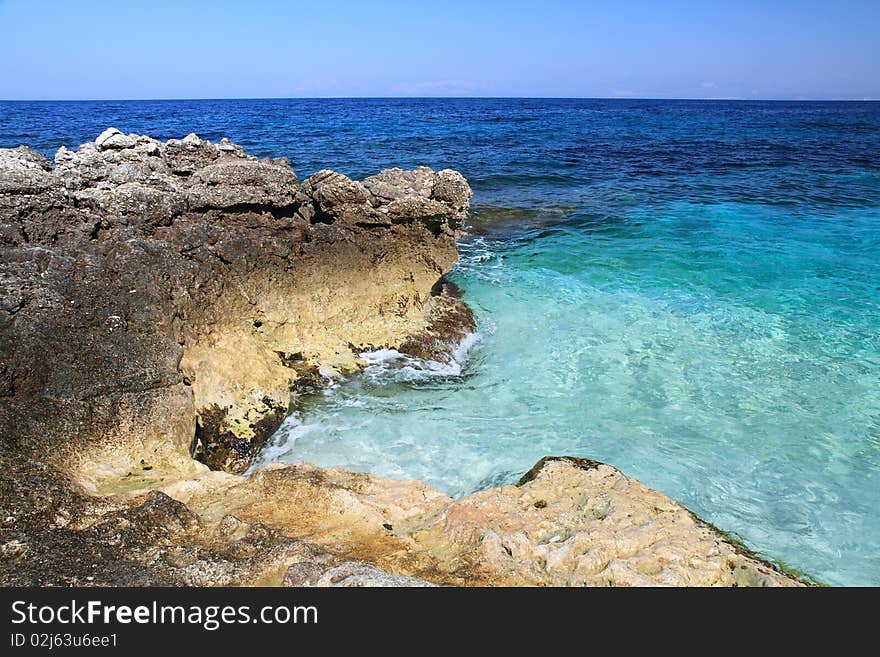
[302,169,378,224]
[432,169,472,213]
[303,166,472,230]
[363,166,435,201]
[95,128,136,151]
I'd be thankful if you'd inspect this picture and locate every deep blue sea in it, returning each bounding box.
[2,98,879,586]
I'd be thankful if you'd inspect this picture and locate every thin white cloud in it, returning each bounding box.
[390,80,477,96]
[701,81,719,89]
[293,79,342,94]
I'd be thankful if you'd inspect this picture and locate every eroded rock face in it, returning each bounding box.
[0,130,473,485]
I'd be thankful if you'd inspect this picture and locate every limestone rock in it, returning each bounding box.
[362,166,435,201]
[168,457,806,587]
[302,169,376,223]
[74,182,187,226]
[432,169,472,213]
[95,128,136,151]
[0,147,65,227]
[0,476,330,586]
[398,292,475,362]
[0,145,52,172]
[283,561,435,587]
[164,133,226,174]
[304,165,472,230]
[416,457,802,586]
[53,136,170,190]
[186,159,298,209]
[0,130,472,491]
[143,456,807,588]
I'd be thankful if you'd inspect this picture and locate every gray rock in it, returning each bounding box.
[284,561,435,587]
[16,131,471,234]
[433,169,472,212]
[53,139,169,190]
[363,165,435,201]
[282,562,325,586]
[0,146,65,221]
[164,134,222,175]
[217,138,237,153]
[186,160,298,209]
[74,182,187,226]
[95,128,136,151]
[0,145,52,172]
[304,165,472,230]
[302,169,377,223]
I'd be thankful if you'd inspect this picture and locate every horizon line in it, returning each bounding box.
[1,95,878,103]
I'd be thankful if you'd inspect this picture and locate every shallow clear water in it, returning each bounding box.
[4,98,879,585]
[265,201,880,587]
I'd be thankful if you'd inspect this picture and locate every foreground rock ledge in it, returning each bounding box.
[0,131,804,586]
[0,454,803,586]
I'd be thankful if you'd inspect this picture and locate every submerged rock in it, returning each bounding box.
[398,293,475,362]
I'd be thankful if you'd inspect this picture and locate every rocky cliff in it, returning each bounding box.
[0,130,805,587]
[0,129,473,485]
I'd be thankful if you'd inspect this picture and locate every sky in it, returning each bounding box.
[0,0,877,100]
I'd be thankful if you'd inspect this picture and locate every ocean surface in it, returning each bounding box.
[2,98,879,586]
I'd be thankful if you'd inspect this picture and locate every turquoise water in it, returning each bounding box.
[265,200,880,586]
[5,98,879,585]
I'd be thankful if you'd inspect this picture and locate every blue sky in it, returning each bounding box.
[1,0,877,100]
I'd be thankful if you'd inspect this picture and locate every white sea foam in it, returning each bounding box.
[357,328,481,380]
[251,413,320,468]
[255,329,482,470]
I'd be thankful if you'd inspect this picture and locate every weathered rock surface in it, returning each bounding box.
[160,457,803,587]
[283,561,435,587]
[303,166,470,231]
[0,130,472,483]
[0,130,805,587]
[0,487,328,586]
[1,453,804,586]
